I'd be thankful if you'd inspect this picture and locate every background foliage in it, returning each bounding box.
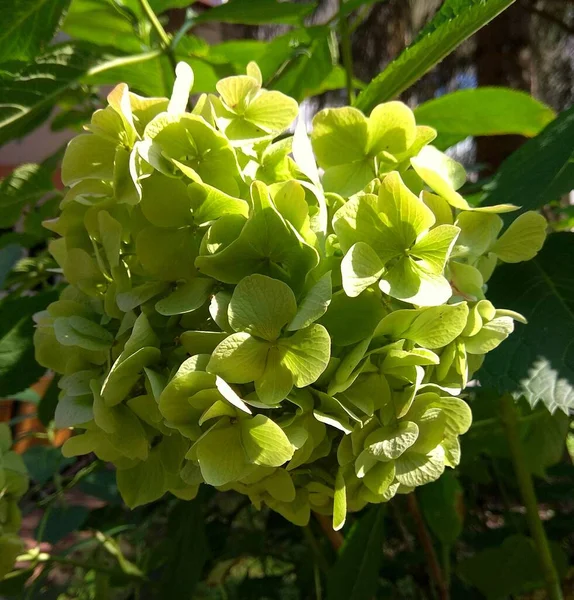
[0,0,573,599]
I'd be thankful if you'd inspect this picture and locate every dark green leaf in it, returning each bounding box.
[38,505,90,544]
[271,27,341,102]
[193,0,317,26]
[457,535,568,599]
[418,471,463,546]
[326,505,385,600]
[159,497,210,598]
[38,377,60,427]
[0,0,71,62]
[0,163,54,228]
[23,446,74,485]
[0,568,34,597]
[0,291,58,396]
[521,407,569,477]
[414,87,555,150]
[464,394,569,476]
[0,44,97,145]
[0,246,24,290]
[0,233,40,251]
[78,468,121,505]
[481,103,574,214]
[319,289,386,347]
[480,233,574,414]
[354,0,514,113]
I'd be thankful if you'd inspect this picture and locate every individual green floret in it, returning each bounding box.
[311,102,435,196]
[207,274,331,404]
[335,171,460,306]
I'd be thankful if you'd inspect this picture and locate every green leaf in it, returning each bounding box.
[312,106,368,168]
[1,291,57,396]
[62,0,144,54]
[159,497,209,598]
[333,468,347,531]
[155,278,213,316]
[0,535,23,581]
[196,184,318,294]
[489,211,547,263]
[0,44,97,145]
[207,332,269,384]
[287,271,332,331]
[326,505,385,600]
[414,87,555,149]
[54,395,94,428]
[354,0,514,113]
[140,175,192,229]
[375,302,469,349]
[341,243,385,298]
[228,274,297,342]
[457,535,568,600]
[136,226,197,281]
[280,324,331,387]
[22,446,73,486]
[0,0,71,62]
[0,162,54,228]
[255,347,294,404]
[193,0,317,25]
[521,406,569,477]
[117,448,167,508]
[240,415,294,467]
[481,103,574,215]
[53,316,113,351]
[196,423,253,486]
[0,245,23,289]
[418,471,463,546]
[271,27,340,102]
[364,422,419,460]
[480,233,574,414]
[394,445,445,487]
[320,288,386,346]
[38,505,89,545]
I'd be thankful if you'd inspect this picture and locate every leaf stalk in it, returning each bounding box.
[499,393,564,600]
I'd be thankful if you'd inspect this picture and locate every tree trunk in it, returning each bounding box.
[475,4,532,174]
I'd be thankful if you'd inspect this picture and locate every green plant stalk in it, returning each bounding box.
[499,394,563,600]
[338,1,355,104]
[137,0,177,71]
[303,524,330,575]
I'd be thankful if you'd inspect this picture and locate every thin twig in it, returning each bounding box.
[406,493,449,600]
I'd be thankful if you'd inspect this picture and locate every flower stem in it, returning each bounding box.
[499,394,563,600]
[137,0,177,71]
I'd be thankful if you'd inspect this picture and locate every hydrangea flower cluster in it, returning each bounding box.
[0,425,28,578]
[34,62,547,529]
